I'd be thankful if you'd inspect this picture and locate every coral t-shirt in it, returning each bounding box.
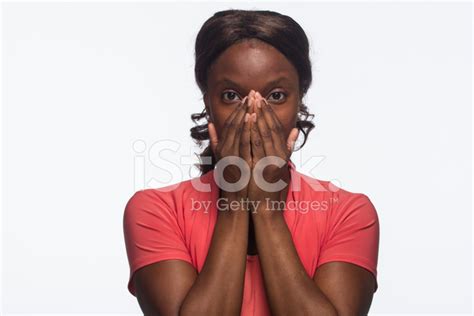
[123,160,379,315]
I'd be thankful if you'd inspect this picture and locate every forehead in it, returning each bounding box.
[208,39,298,90]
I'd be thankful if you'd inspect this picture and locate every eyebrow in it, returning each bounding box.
[215,76,293,90]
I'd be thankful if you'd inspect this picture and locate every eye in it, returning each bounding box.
[221,90,241,103]
[267,91,287,103]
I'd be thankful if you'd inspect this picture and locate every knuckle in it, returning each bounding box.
[261,130,272,139]
[223,120,232,129]
[220,147,230,157]
[275,124,283,133]
[240,139,250,147]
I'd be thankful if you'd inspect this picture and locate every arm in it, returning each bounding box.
[129,98,252,315]
[313,261,376,315]
[250,205,337,315]
[132,197,248,316]
[246,92,334,314]
[178,192,249,315]
[179,95,254,315]
[251,212,375,315]
[247,92,378,315]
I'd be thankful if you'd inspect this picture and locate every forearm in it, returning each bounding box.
[179,191,248,316]
[252,210,338,315]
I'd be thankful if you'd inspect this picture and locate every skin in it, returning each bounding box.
[133,39,376,315]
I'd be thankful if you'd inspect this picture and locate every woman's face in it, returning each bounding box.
[205,39,300,142]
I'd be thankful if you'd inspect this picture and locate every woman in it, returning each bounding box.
[123,9,379,315]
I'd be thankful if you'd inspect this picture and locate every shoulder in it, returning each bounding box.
[323,182,379,230]
[123,170,214,216]
[331,184,377,217]
[124,187,176,213]
[293,169,378,220]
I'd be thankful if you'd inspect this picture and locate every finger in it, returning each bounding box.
[254,94,276,157]
[218,97,247,152]
[258,94,295,160]
[260,97,287,146]
[208,122,219,154]
[228,96,249,153]
[240,112,252,169]
[250,112,265,168]
[287,127,299,153]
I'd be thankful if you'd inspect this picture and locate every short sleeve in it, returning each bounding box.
[317,192,380,292]
[123,189,193,297]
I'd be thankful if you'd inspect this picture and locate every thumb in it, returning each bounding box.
[287,128,299,152]
[208,122,219,154]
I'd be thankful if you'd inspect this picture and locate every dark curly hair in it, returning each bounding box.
[191,9,315,175]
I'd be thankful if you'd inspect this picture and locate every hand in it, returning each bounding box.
[247,91,299,215]
[208,96,251,205]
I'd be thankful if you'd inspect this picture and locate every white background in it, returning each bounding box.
[2,1,472,314]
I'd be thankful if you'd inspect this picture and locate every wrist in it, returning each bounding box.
[218,190,250,213]
[251,197,285,218]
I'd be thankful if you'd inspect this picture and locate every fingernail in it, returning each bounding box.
[252,113,257,123]
[244,113,249,122]
[253,92,260,108]
[288,140,295,151]
[246,96,250,106]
